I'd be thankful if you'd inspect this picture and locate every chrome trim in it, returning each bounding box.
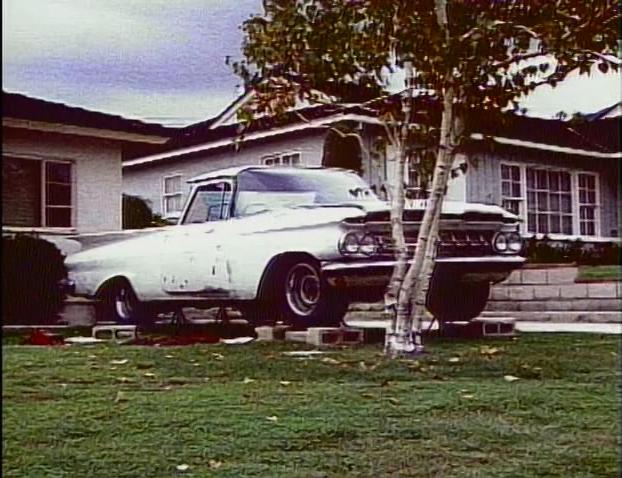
[322,255,525,272]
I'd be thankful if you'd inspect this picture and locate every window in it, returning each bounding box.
[262,152,302,167]
[163,174,183,217]
[182,181,232,224]
[500,164,522,216]
[500,163,600,237]
[2,157,73,228]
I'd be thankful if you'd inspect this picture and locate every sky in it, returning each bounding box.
[3,0,621,127]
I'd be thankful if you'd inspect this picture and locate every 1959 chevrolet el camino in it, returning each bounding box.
[63,166,525,328]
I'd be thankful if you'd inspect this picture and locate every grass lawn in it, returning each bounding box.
[2,334,620,477]
[576,265,622,282]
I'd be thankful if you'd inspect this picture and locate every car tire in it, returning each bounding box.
[258,256,349,330]
[426,278,490,323]
[96,280,153,325]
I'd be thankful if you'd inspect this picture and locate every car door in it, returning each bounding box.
[160,180,233,296]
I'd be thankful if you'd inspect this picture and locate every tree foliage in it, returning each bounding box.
[234,0,619,355]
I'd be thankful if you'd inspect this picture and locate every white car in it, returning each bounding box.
[64,166,525,328]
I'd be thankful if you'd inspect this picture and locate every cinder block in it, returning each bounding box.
[521,269,548,284]
[533,285,561,299]
[546,267,578,284]
[284,330,309,343]
[59,301,96,327]
[587,283,618,299]
[254,326,291,342]
[306,328,342,346]
[559,284,588,299]
[485,301,520,312]
[508,286,535,301]
[340,328,364,345]
[92,325,136,343]
[503,271,522,285]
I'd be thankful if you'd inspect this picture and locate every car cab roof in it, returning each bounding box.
[187,165,353,184]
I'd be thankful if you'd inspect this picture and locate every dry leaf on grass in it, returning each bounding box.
[208,460,223,469]
[266,416,279,422]
[143,372,156,378]
[387,397,400,405]
[504,375,520,382]
[211,353,225,361]
[448,357,461,363]
[114,391,128,403]
[480,346,502,356]
[279,381,291,386]
[116,377,134,384]
[461,394,475,399]
[320,357,341,365]
[110,359,128,365]
[176,464,190,472]
[242,377,255,384]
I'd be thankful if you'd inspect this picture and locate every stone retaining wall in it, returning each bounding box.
[485,266,621,322]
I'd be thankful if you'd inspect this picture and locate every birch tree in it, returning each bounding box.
[233,0,620,356]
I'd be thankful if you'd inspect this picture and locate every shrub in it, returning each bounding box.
[525,236,621,265]
[2,235,67,324]
[122,194,173,229]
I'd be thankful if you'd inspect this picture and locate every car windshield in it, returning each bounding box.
[234,168,380,217]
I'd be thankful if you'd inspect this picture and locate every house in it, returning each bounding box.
[123,90,620,243]
[2,91,174,234]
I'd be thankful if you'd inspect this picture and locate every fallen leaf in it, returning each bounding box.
[480,346,502,356]
[88,355,97,359]
[461,394,475,399]
[165,355,174,359]
[208,460,223,469]
[143,372,156,378]
[387,397,400,405]
[320,357,341,365]
[358,361,368,370]
[109,367,117,371]
[110,359,128,365]
[266,416,279,422]
[380,379,391,387]
[448,357,461,363]
[116,377,134,383]
[212,353,224,360]
[279,381,291,386]
[242,377,255,384]
[504,375,520,382]
[360,393,374,399]
[192,363,200,367]
[176,464,190,472]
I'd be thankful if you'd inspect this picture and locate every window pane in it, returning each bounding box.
[536,170,548,189]
[46,207,71,227]
[537,214,549,233]
[512,183,521,197]
[527,191,536,211]
[46,183,71,206]
[562,216,573,234]
[550,194,560,212]
[291,154,301,165]
[282,156,290,165]
[527,213,536,233]
[561,194,572,213]
[560,173,570,191]
[502,182,510,196]
[549,172,559,191]
[585,175,595,189]
[586,222,595,235]
[511,166,520,181]
[550,215,561,233]
[46,162,71,184]
[587,191,596,204]
[164,176,181,194]
[537,192,548,211]
[578,174,586,188]
[579,190,587,203]
[501,165,510,180]
[526,169,535,188]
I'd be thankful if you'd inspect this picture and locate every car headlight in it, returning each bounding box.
[359,234,379,256]
[339,232,360,255]
[506,232,523,253]
[493,232,523,254]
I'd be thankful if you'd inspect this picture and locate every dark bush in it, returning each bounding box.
[525,236,621,265]
[2,235,67,324]
[122,194,173,229]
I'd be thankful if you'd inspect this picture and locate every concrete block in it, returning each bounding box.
[559,284,588,299]
[490,288,511,301]
[546,267,578,284]
[503,271,522,285]
[59,302,97,327]
[485,301,520,312]
[254,325,290,341]
[587,283,619,299]
[340,328,364,345]
[92,325,136,343]
[521,269,548,284]
[533,285,561,299]
[306,328,343,346]
[284,330,309,343]
[508,286,535,301]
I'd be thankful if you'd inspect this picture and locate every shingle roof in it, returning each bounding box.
[3,91,175,138]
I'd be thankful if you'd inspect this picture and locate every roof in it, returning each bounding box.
[582,101,622,121]
[187,165,353,183]
[3,91,175,139]
[472,111,620,155]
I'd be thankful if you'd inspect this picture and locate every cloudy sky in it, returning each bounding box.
[3,0,620,126]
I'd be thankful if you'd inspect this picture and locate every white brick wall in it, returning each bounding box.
[3,128,122,233]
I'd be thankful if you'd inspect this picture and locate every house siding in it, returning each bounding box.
[466,144,620,238]
[123,130,329,217]
[3,128,122,233]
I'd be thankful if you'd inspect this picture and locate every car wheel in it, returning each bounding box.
[96,280,152,325]
[426,278,490,323]
[260,256,349,330]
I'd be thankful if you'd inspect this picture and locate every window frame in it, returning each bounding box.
[162,173,184,218]
[261,151,303,167]
[499,161,601,239]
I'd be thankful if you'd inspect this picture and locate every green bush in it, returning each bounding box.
[2,235,67,324]
[122,194,172,229]
[525,236,621,265]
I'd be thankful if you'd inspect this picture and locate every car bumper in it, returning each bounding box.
[322,255,526,288]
